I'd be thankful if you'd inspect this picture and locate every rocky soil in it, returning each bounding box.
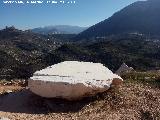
[0,73,160,120]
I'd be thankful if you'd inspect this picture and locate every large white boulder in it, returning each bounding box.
[28,61,123,100]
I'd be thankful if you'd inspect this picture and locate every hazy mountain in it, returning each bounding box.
[76,0,160,40]
[32,25,88,35]
[31,27,58,35]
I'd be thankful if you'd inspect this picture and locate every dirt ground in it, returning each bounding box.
[0,80,160,120]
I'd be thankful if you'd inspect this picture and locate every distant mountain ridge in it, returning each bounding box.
[31,25,88,35]
[76,0,160,40]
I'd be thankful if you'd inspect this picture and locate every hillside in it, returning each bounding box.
[51,34,160,71]
[0,28,160,80]
[76,0,160,40]
[0,27,61,79]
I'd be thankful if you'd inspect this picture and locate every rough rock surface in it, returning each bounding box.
[116,63,134,76]
[28,61,123,100]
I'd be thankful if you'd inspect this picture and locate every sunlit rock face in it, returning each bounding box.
[28,61,123,100]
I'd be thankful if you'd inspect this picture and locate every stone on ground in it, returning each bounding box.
[0,117,10,120]
[116,63,134,76]
[28,61,123,100]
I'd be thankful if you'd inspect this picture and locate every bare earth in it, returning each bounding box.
[0,81,160,120]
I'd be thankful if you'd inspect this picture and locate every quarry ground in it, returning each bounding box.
[0,72,160,120]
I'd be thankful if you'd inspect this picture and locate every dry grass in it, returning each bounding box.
[0,72,160,120]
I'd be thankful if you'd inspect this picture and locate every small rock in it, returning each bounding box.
[6,90,13,93]
[116,63,134,75]
[1,90,13,95]
[0,117,10,120]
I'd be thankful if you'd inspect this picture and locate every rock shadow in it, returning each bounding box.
[0,89,102,114]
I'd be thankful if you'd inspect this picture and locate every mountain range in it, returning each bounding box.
[1,0,160,80]
[76,0,160,40]
[31,25,88,35]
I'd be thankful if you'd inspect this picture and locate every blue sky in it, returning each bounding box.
[0,0,142,30]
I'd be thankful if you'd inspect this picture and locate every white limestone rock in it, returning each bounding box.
[28,61,123,100]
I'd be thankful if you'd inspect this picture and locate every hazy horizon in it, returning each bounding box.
[0,24,89,31]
